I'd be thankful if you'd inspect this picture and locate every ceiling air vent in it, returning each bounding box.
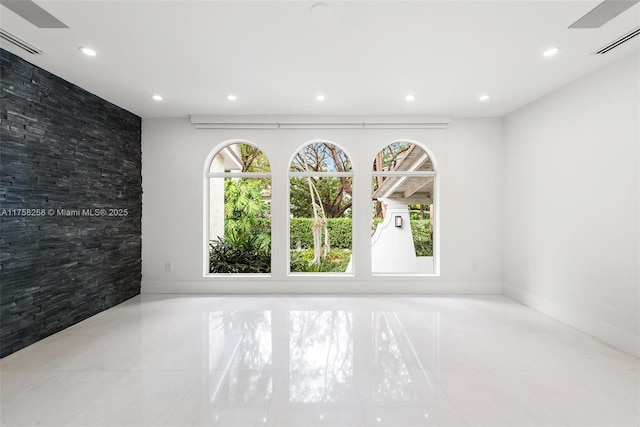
[593,27,640,54]
[0,28,42,54]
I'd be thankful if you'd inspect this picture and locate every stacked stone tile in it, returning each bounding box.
[0,49,142,357]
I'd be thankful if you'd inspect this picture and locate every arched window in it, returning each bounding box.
[371,141,437,274]
[205,142,271,274]
[288,141,353,274]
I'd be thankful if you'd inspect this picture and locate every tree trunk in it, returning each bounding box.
[307,177,322,265]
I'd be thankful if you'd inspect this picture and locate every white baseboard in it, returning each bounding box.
[142,279,502,295]
[503,283,640,358]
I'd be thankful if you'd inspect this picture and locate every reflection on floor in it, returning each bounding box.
[1,295,638,426]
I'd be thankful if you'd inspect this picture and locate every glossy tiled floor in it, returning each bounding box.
[1,295,638,427]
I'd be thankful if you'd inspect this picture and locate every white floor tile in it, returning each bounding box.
[1,371,123,426]
[434,370,567,426]
[1,295,637,427]
[64,371,196,426]
[508,369,640,426]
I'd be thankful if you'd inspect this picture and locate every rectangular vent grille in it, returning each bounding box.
[594,27,640,55]
[0,28,42,54]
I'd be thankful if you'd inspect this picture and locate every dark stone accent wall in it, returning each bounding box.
[0,49,142,358]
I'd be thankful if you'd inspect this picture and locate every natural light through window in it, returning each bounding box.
[288,142,353,274]
[207,142,272,274]
[371,141,437,274]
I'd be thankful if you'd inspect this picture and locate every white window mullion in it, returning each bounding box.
[371,171,436,177]
[289,172,353,178]
[206,172,272,178]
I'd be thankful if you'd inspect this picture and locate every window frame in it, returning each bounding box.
[370,140,440,276]
[287,140,355,276]
[203,140,273,277]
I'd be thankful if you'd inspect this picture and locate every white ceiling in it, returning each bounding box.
[1,1,638,119]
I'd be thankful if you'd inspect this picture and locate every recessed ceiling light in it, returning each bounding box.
[151,94,163,101]
[79,47,97,57]
[479,94,491,101]
[226,94,237,101]
[316,94,325,102]
[542,47,561,57]
[405,94,416,101]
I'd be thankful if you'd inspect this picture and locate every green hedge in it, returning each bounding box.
[252,217,432,254]
[290,218,352,249]
[254,218,271,237]
[411,219,433,256]
[290,248,351,272]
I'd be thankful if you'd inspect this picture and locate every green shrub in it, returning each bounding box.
[231,218,352,250]
[289,218,352,249]
[209,235,271,273]
[254,218,271,236]
[223,179,269,240]
[411,219,433,257]
[290,249,351,272]
[326,218,352,249]
[410,211,431,220]
[289,218,313,249]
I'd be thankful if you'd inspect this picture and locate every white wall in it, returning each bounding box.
[141,117,503,294]
[503,52,640,357]
[208,155,224,242]
[371,200,433,274]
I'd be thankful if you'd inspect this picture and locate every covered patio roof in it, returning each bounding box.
[372,144,434,204]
